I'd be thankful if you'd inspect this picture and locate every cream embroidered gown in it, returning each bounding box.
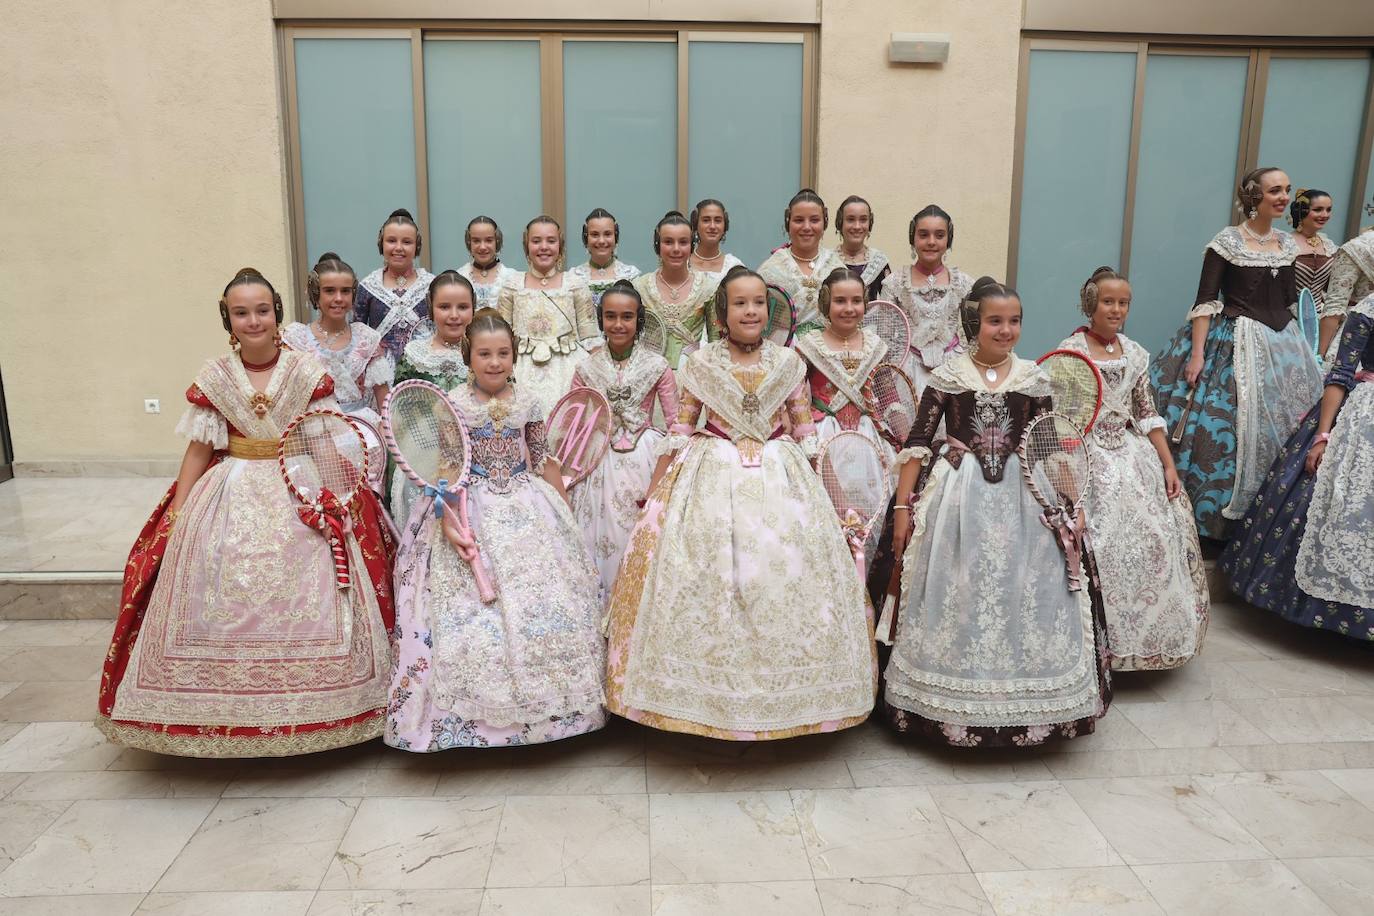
[759,247,844,330]
[569,345,679,601]
[1058,331,1208,670]
[879,265,974,393]
[498,273,600,413]
[604,340,876,739]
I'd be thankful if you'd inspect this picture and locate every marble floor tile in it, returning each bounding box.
[134,892,316,916]
[0,897,144,916]
[1132,860,1337,916]
[434,765,645,796]
[792,785,966,879]
[1318,767,1374,810]
[453,719,646,769]
[930,781,1121,871]
[815,874,996,915]
[650,880,824,916]
[1223,742,1374,772]
[0,680,97,722]
[0,620,112,647]
[1141,660,1283,703]
[103,746,245,772]
[0,683,19,703]
[646,758,853,793]
[1228,697,1374,744]
[0,771,28,798]
[1061,776,1270,864]
[221,764,436,798]
[846,753,1054,788]
[974,866,1164,915]
[1283,857,1374,916]
[1190,627,1273,662]
[1230,658,1374,698]
[0,798,216,896]
[1117,701,1271,748]
[1040,747,1243,781]
[321,796,503,890]
[0,721,125,772]
[649,791,812,884]
[486,794,649,888]
[0,645,106,682]
[483,885,650,915]
[7,769,231,800]
[0,799,71,870]
[157,797,358,892]
[1195,770,1374,858]
[1058,712,1156,752]
[306,890,484,916]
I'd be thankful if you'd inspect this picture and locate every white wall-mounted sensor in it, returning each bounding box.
[889,33,950,65]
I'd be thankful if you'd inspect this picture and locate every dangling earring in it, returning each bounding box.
[273,329,283,349]
[1248,207,1257,220]
[229,333,240,350]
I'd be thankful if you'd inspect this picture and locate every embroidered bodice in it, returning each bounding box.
[758,247,845,327]
[632,270,717,365]
[281,322,391,412]
[794,328,887,428]
[571,346,678,451]
[1058,332,1164,450]
[497,273,600,363]
[834,247,891,300]
[354,267,436,362]
[669,341,816,467]
[902,354,1051,484]
[457,262,518,311]
[697,252,745,290]
[1326,297,1374,390]
[447,384,548,495]
[1293,233,1337,309]
[395,336,469,390]
[1324,231,1374,320]
[1191,226,1298,331]
[177,350,335,447]
[567,260,642,304]
[879,265,975,369]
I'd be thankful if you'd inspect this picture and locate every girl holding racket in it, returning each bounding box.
[759,188,845,333]
[390,271,476,525]
[385,308,606,751]
[632,211,716,369]
[99,268,395,757]
[603,266,875,740]
[497,215,600,414]
[568,280,679,602]
[1057,268,1208,671]
[877,277,1110,748]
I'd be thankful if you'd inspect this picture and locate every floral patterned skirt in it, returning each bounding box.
[572,430,663,605]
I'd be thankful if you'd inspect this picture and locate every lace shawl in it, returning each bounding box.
[794,328,887,413]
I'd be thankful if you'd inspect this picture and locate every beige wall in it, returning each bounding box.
[816,0,1022,287]
[0,0,290,465]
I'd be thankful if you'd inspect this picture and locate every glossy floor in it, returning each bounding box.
[0,478,171,573]
[0,602,1371,915]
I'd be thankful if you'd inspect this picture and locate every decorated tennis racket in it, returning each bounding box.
[638,310,669,357]
[1037,349,1104,434]
[765,283,797,347]
[866,363,920,445]
[278,410,369,590]
[345,415,400,541]
[1298,287,1320,356]
[547,386,613,488]
[816,431,891,581]
[1019,412,1094,592]
[863,299,912,367]
[381,380,497,603]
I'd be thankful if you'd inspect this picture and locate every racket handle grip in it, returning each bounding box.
[459,489,499,604]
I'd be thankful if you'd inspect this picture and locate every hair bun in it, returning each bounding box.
[662,209,685,219]
[389,207,414,220]
[969,275,1001,299]
[316,251,342,263]
[234,266,265,280]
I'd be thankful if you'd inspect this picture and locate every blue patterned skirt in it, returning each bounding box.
[1151,317,1238,539]
[1220,403,1373,641]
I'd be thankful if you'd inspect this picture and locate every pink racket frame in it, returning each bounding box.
[547,386,613,489]
[816,430,891,582]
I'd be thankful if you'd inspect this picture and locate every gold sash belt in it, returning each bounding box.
[227,435,278,461]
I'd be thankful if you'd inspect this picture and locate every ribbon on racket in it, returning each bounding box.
[425,478,452,519]
[1038,503,1087,592]
[838,508,869,581]
[296,488,352,590]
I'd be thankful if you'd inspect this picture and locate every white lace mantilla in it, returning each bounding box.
[575,346,670,447]
[835,247,889,289]
[400,336,469,382]
[680,341,806,444]
[360,267,435,340]
[457,262,518,311]
[758,247,845,326]
[879,265,974,368]
[927,353,1050,399]
[1206,225,1298,270]
[794,328,886,413]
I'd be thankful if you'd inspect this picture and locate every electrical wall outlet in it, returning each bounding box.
[144,399,161,414]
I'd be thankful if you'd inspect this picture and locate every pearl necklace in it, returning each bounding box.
[313,321,348,347]
[657,269,692,302]
[970,353,1011,383]
[1240,220,1276,245]
[529,266,559,288]
[790,248,819,272]
[693,246,723,265]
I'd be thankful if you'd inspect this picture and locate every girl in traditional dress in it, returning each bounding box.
[1151,168,1324,540]
[390,270,475,525]
[834,195,890,301]
[879,205,974,394]
[354,208,436,364]
[1221,292,1374,642]
[1321,223,1374,361]
[98,268,395,757]
[497,215,599,413]
[880,277,1111,747]
[688,198,744,288]
[568,280,678,601]
[759,188,844,333]
[1289,190,1340,359]
[1057,268,1208,670]
[386,309,606,751]
[458,215,517,311]
[568,208,641,304]
[633,211,716,369]
[604,266,875,740]
[282,252,392,495]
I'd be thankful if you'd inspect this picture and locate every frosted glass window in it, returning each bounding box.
[424,39,542,271]
[688,41,803,268]
[1128,55,1249,356]
[563,41,677,271]
[1016,50,1136,357]
[295,38,416,281]
[1259,56,1372,238]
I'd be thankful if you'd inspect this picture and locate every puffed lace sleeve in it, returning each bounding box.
[176,384,227,448]
[1131,373,1166,434]
[1187,247,1227,319]
[894,386,946,470]
[364,350,394,388]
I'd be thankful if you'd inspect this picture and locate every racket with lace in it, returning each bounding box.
[863,299,912,367]
[547,386,613,489]
[278,410,369,590]
[765,283,797,347]
[1019,412,1094,592]
[817,431,891,581]
[866,363,919,446]
[1036,349,1104,433]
